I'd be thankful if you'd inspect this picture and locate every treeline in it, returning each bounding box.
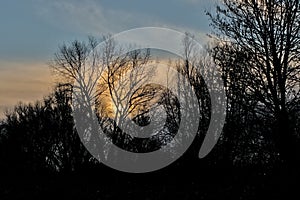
[0,59,299,175]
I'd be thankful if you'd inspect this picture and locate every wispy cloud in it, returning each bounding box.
[34,0,212,36]
[34,0,155,34]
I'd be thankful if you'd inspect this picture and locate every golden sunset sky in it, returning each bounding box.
[0,60,53,118]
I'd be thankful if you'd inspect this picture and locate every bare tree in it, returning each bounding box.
[51,36,166,156]
[208,0,300,164]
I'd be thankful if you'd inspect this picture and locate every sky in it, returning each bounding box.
[0,0,218,118]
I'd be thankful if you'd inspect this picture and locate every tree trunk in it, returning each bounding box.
[274,109,299,167]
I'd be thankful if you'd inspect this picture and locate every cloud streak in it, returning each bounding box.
[34,0,213,38]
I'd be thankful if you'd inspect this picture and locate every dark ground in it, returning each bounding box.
[0,157,298,200]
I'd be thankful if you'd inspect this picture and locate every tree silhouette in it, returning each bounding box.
[0,84,92,174]
[208,0,300,165]
[50,36,180,158]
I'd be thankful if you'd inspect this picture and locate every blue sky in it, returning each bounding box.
[0,0,218,117]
